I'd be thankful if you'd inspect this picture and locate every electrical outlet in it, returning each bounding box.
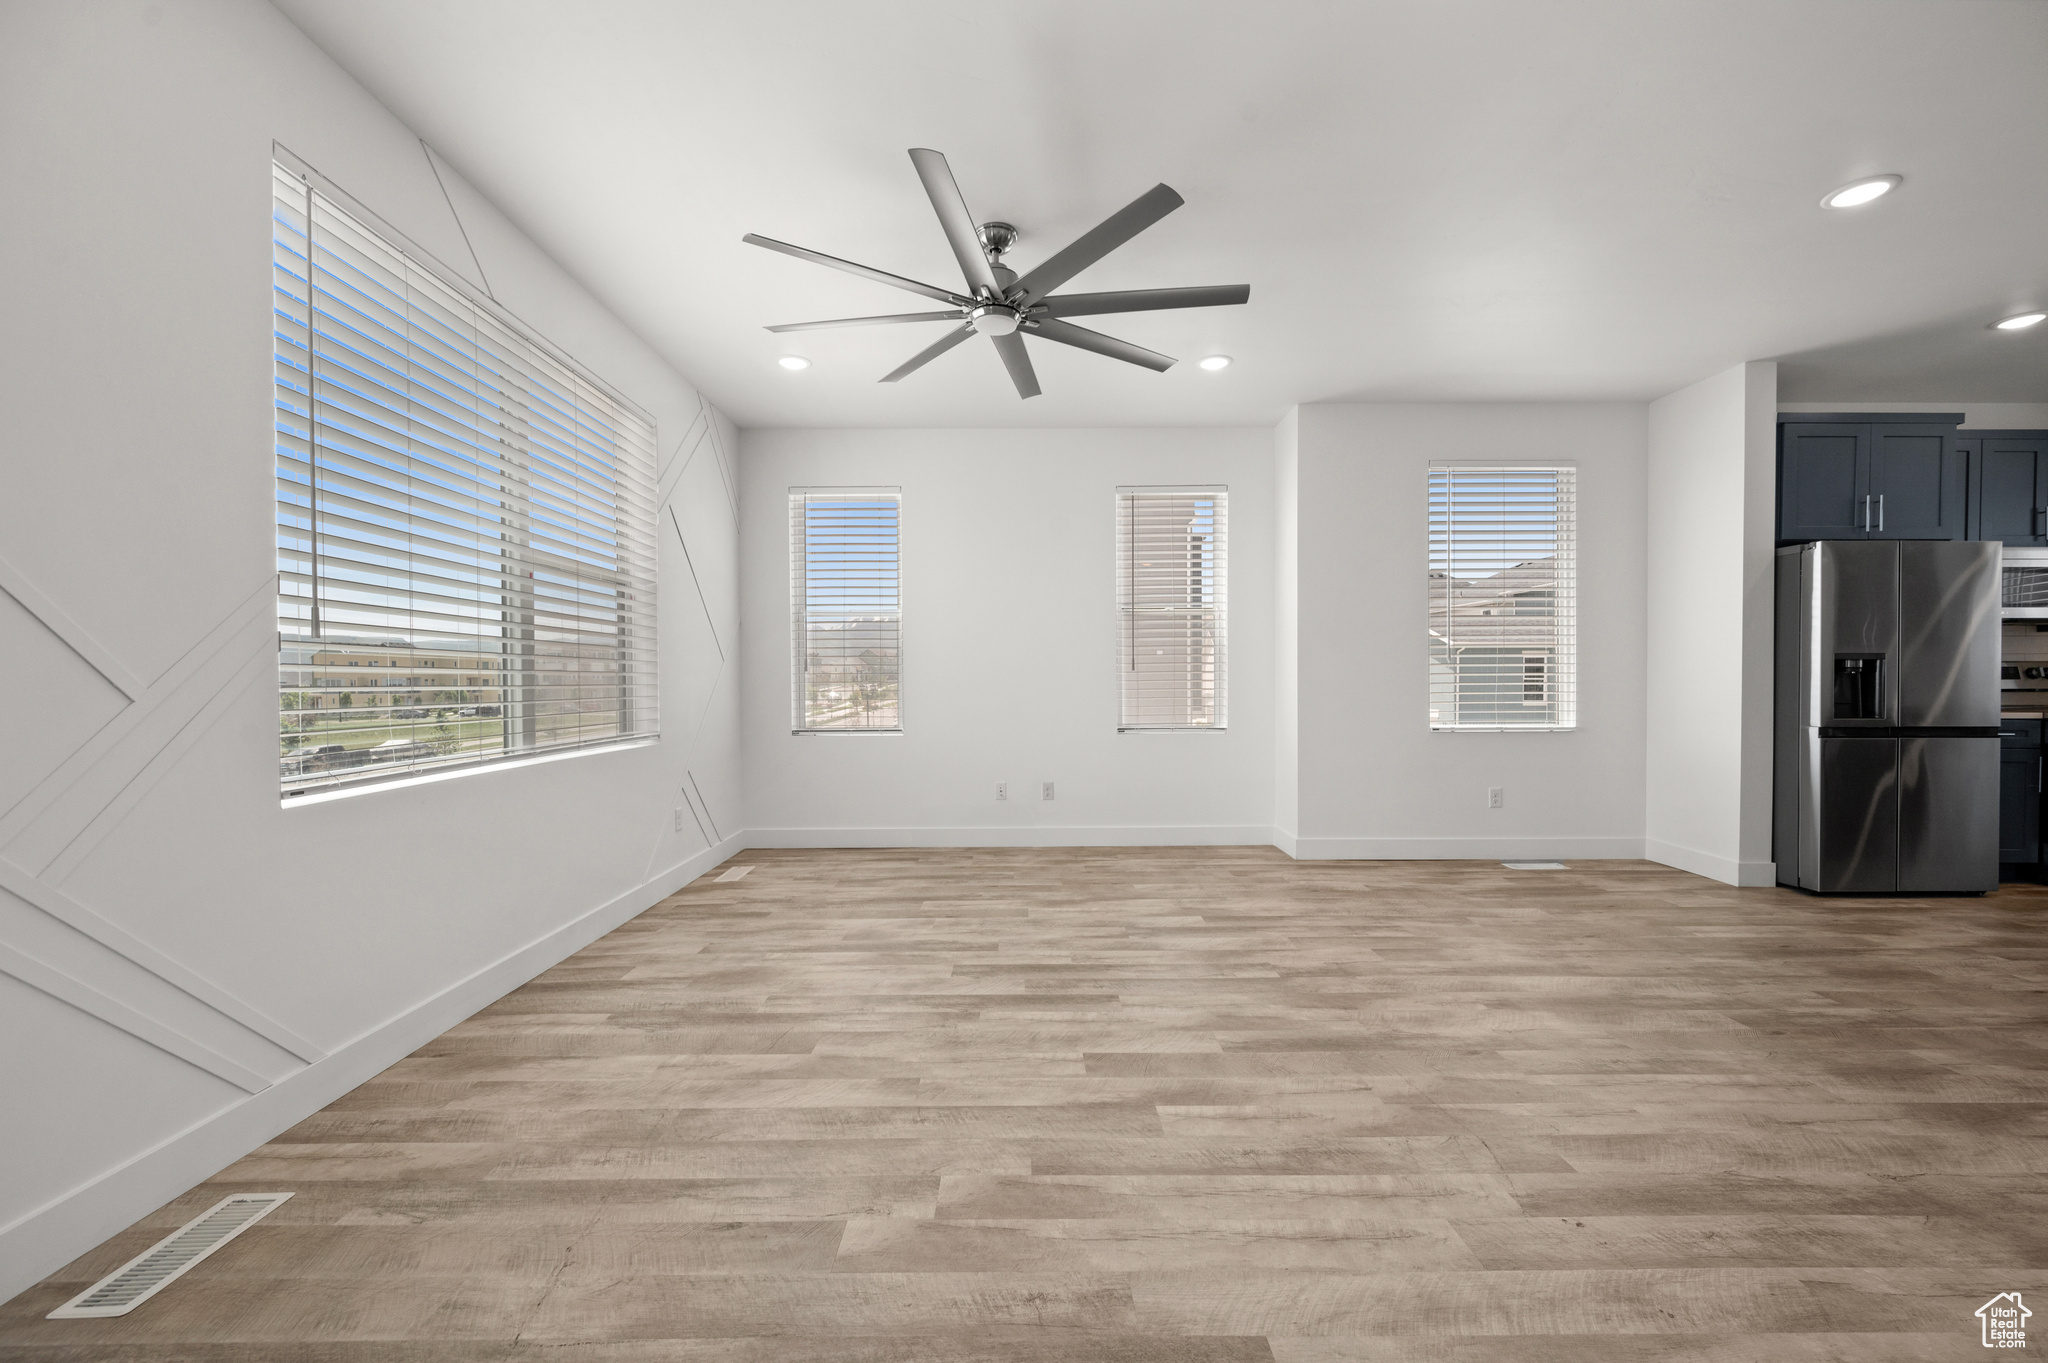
[1487,787,1504,809]
[995,782,1008,802]
[1041,781,1055,801]
[673,807,684,831]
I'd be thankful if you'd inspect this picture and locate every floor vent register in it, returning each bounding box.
[46,1193,292,1318]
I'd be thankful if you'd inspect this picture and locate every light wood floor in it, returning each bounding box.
[6,848,2048,1360]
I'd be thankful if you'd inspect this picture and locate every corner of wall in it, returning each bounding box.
[1643,362,1778,887]
[1739,361,1780,872]
[1274,408,1301,842]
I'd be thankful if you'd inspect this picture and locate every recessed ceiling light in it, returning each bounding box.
[1994,312,2047,331]
[777,355,811,370]
[1821,175,1901,209]
[1198,355,1232,371]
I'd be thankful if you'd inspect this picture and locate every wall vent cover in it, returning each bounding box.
[47,1193,292,1318]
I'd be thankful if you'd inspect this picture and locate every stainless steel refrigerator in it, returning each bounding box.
[1774,540,2001,893]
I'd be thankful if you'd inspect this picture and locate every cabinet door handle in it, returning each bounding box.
[2037,756,2041,795]
[1863,494,1871,532]
[2035,506,2044,538]
[1877,494,1884,532]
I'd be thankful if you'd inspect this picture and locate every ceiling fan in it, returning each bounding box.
[742,148,1249,399]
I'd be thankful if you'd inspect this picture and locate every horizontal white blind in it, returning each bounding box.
[273,160,659,795]
[791,489,901,731]
[1117,487,1226,730]
[1428,465,1575,730]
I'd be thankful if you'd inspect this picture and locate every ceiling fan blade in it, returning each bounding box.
[908,149,1002,299]
[1009,183,1184,304]
[766,311,962,334]
[879,322,976,383]
[1027,318,1174,372]
[742,233,970,306]
[1035,285,1249,318]
[991,331,1041,399]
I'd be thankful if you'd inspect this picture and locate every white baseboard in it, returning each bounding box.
[747,827,1646,863]
[1645,838,1777,887]
[1290,835,1646,861]
[0,832,744,1306]
[746,825,1281,849]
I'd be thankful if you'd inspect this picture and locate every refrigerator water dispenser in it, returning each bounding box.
[1833,655,1885,720]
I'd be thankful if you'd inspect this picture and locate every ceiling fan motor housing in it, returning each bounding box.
[977,220,1018,260]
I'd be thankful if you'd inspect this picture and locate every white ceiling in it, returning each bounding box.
[272,0,2048,428]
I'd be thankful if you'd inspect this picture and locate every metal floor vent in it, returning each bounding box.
[1502,862,1567,870]
[47,1193,291,1318]
[714,865,754,882]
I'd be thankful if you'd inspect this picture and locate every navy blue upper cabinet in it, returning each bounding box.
[1967,434,2048,545]
[1777,417,1964,543]
[1779,424,1867,541]
[1868,425,1965,539]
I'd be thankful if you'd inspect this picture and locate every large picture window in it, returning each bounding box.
[1117,487,1227,730]
[790,489,901,732]
[1428,464,1576,730]
[273,155,659,797]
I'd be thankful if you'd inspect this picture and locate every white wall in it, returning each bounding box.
[740,428,1275,845]
[0,0,739,1300]
[1645,362,1778,885]
[1290,403,1650,860]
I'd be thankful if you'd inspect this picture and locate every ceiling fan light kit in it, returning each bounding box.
[969,304,1020,336]
[744,148,1249,399]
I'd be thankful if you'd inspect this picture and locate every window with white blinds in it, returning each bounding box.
[1117,487,1227,730]
[272,156,659,797]
[790,489,901,732]
[1427,465,1576,731]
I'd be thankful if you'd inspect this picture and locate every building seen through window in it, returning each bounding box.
[790,489,901,732]
[1117,488,1227,731]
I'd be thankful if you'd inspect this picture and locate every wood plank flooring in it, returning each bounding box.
[6,847,2048,1360]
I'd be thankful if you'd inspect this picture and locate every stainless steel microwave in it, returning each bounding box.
[2004,546,2048,618]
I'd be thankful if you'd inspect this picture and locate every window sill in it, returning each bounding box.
[1430,726,1579,733]
[792,729,904,736]
[1118,726,1229,734]
[281,737,657,807]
